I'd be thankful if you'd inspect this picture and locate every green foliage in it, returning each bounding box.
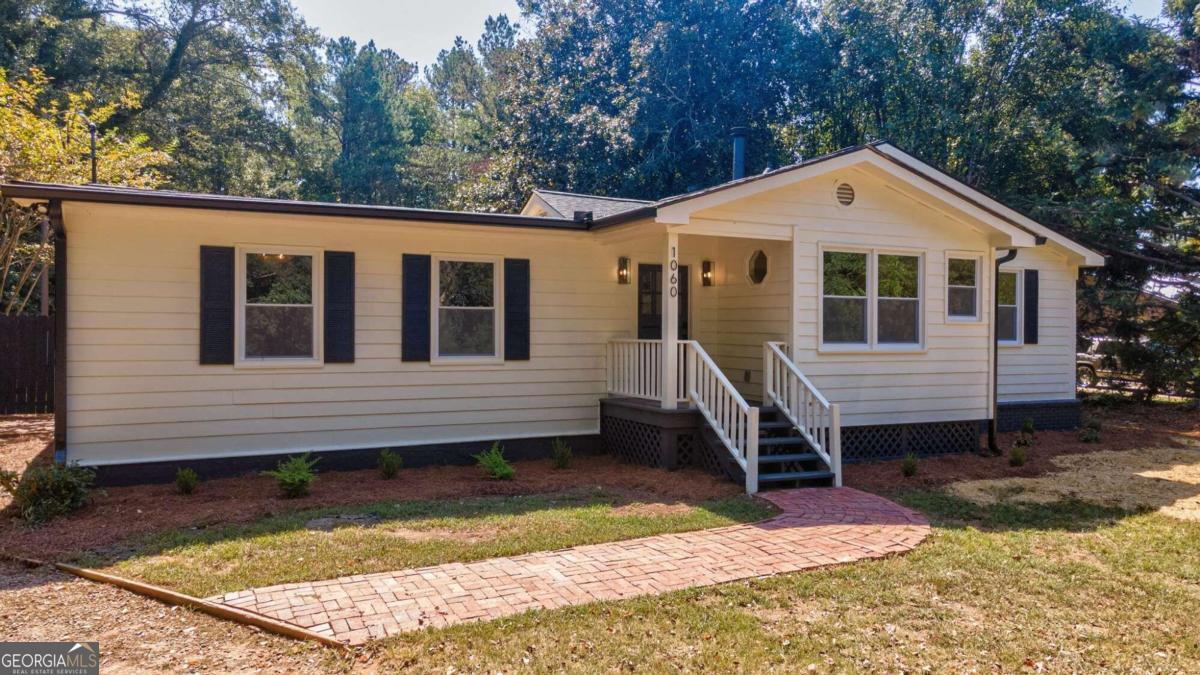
[1009,445,1028,467]
[1081,417,1103,443]
[378,449,403,479]
[0,462,96,525]
[474,442,515,480]
[175,467,199,495]
[551,438,573,470]
[1021,418,1036,435]
[900,453,918,477]
[263,454,319,498]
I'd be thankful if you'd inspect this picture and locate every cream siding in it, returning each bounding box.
[686,169,995,427]
[64,202,624,465]
[998,246,1080,402]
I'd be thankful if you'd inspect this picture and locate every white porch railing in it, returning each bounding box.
[606,339,689,403]
[683,340,760,493]
[763,341,842,486]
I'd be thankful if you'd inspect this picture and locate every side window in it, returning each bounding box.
[877,254,921,344]
[997,270,1021,343]
[240,249,319,362]
[822,251,868,344]
[435,258,500,359]
[947,257,979,320]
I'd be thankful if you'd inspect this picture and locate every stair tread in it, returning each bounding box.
[758,420,793,430]
[757,452,820,463]
[758,436,811,447]
[759,470,836,482]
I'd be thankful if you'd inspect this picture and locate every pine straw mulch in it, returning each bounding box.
[0,420,740,560]
[845,401,1200,520]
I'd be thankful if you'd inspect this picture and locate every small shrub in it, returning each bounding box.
[474,442,515,480]
[175,467,199,495]
[1021,417,1036,435]
[263,453,319,498]
[378,448,402,479]
[1009,445,1028,467]
[0,462,96,525]
[900,453,918,477]
[1080,419,1102,443]
[551,438,572,470]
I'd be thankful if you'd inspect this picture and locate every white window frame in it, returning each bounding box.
[818,244,926,353]
[431,253,504,364]
[997,267,1023,347]
[235,244,323,368]
[945,252,984,323]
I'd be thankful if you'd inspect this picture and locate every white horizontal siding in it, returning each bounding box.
[63,202,625,465]
[998,245,1079,403]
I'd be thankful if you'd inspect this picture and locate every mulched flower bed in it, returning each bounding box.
[0,428,741,560]
[845,401,1200,493]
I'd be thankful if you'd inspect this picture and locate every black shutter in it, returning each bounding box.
[402,254,431,361]
[199,246,235,365]
[1024,269,1039,345]
[504,258,531,361]
[324,251,355,363]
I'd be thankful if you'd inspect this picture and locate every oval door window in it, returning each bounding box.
[748,250,768,285]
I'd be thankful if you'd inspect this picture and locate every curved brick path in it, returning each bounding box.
[212,487,929,645]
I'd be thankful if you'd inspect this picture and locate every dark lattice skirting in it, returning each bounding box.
[842,420,981,463]
[600,398,732,476]
[996,399,1081,432]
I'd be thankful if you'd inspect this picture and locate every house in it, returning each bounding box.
[1,141,1105,492]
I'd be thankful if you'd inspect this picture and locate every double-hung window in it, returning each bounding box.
[997,269,1021,344]
[947,256,981,321]
[237,247,322,365]
[822,248,923,349]
[434,256,501,360]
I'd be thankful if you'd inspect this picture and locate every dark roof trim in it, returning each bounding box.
[0,181,590,231]
[591,205,659,228]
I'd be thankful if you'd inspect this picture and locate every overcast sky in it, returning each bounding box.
[289,0,1166,75]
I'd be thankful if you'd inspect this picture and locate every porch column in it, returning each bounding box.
[661,231,679,408]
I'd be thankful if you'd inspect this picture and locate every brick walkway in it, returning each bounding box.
[212,487,929,645]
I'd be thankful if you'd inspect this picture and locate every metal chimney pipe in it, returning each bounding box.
[730,127,749,180]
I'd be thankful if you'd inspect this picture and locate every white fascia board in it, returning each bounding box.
[872,144,1106,266]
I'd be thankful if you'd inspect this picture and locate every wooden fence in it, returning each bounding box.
[0,316,54,414]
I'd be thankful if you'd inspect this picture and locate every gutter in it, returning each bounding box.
[988,248,1019,454]
[49,200,68,463]
[0,182,588,232]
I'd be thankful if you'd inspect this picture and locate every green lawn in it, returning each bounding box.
[86,488,772,598]
[347,490,1200,673]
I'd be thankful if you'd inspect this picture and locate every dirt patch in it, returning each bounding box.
[0,560,344,673]
[0,415,741,560]
[610,501,695,517]
[0,415,52,474]
[845,402,1200,494]
[305,514,382,531]
[950,444,1200,520]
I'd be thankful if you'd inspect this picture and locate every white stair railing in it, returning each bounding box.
[763,341,842,486]
[683,340,760,494]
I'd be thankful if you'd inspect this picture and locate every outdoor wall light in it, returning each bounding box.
[617,256,631,284]
[702,260,714,286]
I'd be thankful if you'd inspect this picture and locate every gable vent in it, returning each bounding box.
[836,183,856,206]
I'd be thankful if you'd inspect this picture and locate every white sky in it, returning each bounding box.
[289,0,522,70]
[289,0,1167,74]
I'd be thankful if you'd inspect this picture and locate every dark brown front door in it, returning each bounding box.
[637,264,688,340]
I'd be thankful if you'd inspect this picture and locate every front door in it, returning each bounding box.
[637,263,688,339]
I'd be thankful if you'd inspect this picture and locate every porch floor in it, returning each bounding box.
[212,488,929,644]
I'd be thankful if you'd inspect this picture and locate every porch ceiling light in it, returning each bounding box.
[618,256,631,284]
[702,260,715,286]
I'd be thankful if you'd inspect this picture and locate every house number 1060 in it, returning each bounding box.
[669,247,679,297]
